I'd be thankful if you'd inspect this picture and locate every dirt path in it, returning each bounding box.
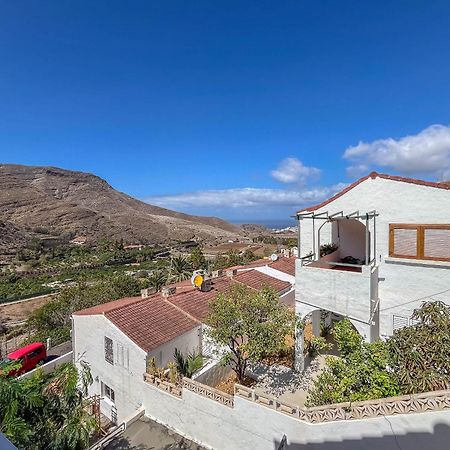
[0,294,55,328]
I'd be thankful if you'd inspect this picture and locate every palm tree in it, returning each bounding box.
[0,360,98,450]
[148,270,167,292]
[174,348,204,378]
[169,256,193,282]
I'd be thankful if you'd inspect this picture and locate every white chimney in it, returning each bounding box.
[141,288,156,298]
[161,286,176,298]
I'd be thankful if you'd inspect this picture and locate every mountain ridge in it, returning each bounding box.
[0,164,241,253]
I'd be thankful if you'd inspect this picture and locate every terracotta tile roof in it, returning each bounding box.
[298,171,450,213]
[269,257,296,276]
[106,296,199,353]
[73,268,293,352]
[233,270,291,293]
[73,296,144,316]
[166,277,233,321]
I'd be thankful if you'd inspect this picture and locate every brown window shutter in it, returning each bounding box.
[392,227,418,257]
[424,228,450,260]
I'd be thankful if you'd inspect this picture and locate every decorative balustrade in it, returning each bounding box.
[235,384,450,423]
[143,373,182,397]
[144,373,233,406]
[182,378,234,407]
[144,373,450,424]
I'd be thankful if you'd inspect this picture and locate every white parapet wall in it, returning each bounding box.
[19,351,73,380]
[141,375,450,450]
[296,261,373,324]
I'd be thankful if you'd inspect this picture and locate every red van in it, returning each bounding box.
[1,342,47,376]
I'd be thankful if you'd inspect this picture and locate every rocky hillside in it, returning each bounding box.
[0,164,241,253]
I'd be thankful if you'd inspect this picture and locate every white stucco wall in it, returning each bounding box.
[296,264,374,325]
[141,379,450,450]
[296,177,450,338]
[147,326,201,368]
[73,315,204,423]
[73,315,147,423]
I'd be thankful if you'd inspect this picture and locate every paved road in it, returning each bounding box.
[106,417,204,450]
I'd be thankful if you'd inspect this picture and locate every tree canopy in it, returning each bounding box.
[0,361,97,450]
[205,284,295,382]
[306,319,399,406]
[389,301,450,394]
[27,275,144,345]
[189,247,207,270]
[307,301,450,407]
[169,256,193,282]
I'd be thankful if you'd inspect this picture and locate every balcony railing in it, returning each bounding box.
[296,258,377,323]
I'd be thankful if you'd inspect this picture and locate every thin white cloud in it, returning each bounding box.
[145,184,345,210]
[344,124,450,180]
[270,157,321,185]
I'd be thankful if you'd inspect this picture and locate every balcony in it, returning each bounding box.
[295,212,379,324]
[296,257,377,323]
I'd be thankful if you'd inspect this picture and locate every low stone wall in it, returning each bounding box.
[19,351,73,379]
[235,383,450,423]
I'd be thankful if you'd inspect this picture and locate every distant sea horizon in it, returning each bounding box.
[230,219,296,230]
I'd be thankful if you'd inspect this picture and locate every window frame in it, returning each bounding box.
[104,336,114,365]
[389,224,450,262]
[101,381,115,403]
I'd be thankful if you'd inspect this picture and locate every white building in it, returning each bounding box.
[294,172,450,369]
[72,259,295,423]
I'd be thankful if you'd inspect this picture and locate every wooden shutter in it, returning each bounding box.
[104,336,114,365]
[424,227,450,260]
[389,224,450,262]
[391,228,417,257]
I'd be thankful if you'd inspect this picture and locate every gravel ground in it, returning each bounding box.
[250,358,321,398]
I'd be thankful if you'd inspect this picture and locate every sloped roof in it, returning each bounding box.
[233,270,291,293]
[269,256,296,276]
[73,268,293,352]
[298,172,450,213]
[105,296,199,353]
[166,277,232,322]
[73,296,143,316]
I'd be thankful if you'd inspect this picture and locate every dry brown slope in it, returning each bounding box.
[0,164,241,248]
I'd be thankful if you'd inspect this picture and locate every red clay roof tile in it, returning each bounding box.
[73,269,293,352]
[268,257,296,276]
[106,296,199,353]
[233,270,291,293]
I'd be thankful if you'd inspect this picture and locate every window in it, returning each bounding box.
[116,342,129,369]
[101,382,115,402]
[28,348,43,359]
[104,337,114,365]
[389,224,450,262]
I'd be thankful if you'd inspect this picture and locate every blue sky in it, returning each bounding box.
[1,1,450,222]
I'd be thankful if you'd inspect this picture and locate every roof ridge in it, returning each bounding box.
[163,295,202,324]
[102,295,149,316]
[298,171,450,213]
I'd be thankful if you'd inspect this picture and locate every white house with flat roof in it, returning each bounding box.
[294,172,450,370]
